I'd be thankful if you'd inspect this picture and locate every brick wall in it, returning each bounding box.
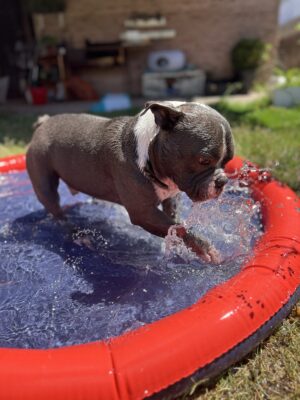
[34,0,280,95]
[279,33,300,68]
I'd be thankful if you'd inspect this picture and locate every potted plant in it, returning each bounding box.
[231,38,267,93]
[272,68,300,107]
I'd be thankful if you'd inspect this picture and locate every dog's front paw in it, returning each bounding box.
[202,244,221,264]
[173,225,220,264]
[72,229,95,251]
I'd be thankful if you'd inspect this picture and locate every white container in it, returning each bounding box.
[148,50,186,72]
[124,17,166,28]
[0,76,9,103]
[272,86,300,107]
[120,29,176,44]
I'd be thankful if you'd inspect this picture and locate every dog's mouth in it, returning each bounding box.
[183,176,227,203]
[174,168,228,203]
[186,185,223,203]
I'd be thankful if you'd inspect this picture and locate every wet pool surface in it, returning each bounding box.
[0,171,262,348]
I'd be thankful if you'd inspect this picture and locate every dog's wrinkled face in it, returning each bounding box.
[145,101,234,202]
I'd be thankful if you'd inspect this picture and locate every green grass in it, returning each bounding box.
[213,99,300,194]
[246,106,300,130]
[234,125,300,193]
[215,96,300,130]
[191,309,300,400]
[0,102,300,400]
[213,96,271,124]
[0,113,35,156]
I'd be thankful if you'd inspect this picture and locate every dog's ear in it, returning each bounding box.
[141,102,183,130]
[221,121,235,167]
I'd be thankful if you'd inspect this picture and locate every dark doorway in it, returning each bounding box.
[0,0,32,98]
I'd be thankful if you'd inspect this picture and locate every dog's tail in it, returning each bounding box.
[33,114,50,131]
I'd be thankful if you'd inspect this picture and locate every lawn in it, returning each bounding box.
[0,100,299,399]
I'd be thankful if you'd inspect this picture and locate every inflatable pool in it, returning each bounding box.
[0,154,299,400]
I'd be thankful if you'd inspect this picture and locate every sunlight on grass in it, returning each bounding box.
[212,100,300,193]
[246,106,300,130]
[234,125,300,193]
[0,138,27,157]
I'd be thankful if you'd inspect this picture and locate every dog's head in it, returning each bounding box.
[139,101,234,202]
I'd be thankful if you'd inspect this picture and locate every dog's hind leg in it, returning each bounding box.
[26,153,64,219]
[31,172,63,219]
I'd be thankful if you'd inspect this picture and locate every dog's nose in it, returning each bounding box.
[215,174,228,189]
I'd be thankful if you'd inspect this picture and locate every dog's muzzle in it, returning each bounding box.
[182,168,228,202]
[214,170,228,189]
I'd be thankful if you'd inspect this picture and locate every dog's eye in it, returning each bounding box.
[199,158,210,166]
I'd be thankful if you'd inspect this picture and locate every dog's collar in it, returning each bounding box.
[143,159,168,189]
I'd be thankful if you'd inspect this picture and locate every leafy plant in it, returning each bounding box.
[232,39,267,71]
[273,67,300,88]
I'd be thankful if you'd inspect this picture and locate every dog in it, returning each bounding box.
[26,101,234,262]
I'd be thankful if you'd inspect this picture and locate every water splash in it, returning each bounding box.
[165,180,262,264]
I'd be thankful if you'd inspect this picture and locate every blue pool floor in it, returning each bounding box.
[0,171,262,348]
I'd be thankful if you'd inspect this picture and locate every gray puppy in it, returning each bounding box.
[26,101,234,262]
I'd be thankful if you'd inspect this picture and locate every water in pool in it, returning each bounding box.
[0,171,262,348]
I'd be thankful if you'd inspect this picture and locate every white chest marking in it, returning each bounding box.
[154,178,180,201]
[134,110,159,171]
[134,102,185,201]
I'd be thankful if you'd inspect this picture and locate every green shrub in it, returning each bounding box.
[232,39,267,71]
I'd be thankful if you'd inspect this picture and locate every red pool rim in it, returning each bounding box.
[0,154,299,400]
